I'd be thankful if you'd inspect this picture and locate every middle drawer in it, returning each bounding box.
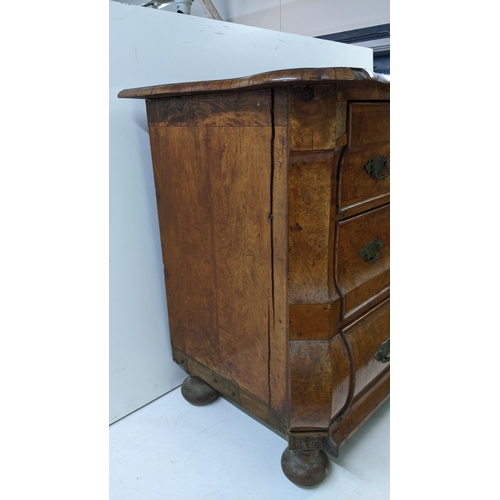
[335,204,390,321]
[338,144,390,217]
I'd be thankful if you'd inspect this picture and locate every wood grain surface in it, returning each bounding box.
[289,85,347,151]
[341,299,390,398]
[289,303,332,341]
[335,204,390,321]
[289,333,351,431]
[147,91,274,405]
[288,150,339,304]
[118,67,389,99]
[337,81,390,102]
[329,369,389,447]
[338,143,390,217]
[289,340,334,430]
[173,347,288,435]
[269,88,291,414]
[348,102,390,147]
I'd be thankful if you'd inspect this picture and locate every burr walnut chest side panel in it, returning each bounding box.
[146,90,276,406]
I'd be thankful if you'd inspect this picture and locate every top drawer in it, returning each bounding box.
[338,102,390,218]
[348,102,389,147]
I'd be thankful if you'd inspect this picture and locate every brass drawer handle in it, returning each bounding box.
[375,338,390,363]
[364,156,389,180]
[359,237,382,263]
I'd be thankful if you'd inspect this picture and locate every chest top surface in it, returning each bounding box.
[118,67,389,99]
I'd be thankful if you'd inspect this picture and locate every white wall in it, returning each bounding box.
[109,0,373,423]
[223,0,390,37]
[115,0,389,37]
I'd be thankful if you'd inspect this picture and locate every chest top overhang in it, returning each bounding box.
[117,67,390,100]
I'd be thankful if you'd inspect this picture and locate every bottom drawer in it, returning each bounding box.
[341,299,390,399]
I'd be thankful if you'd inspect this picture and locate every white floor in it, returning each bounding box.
[110,388,389,499]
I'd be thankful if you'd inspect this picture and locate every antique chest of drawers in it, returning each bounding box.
[119,67,390,487]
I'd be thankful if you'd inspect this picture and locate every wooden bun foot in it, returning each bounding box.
[181,376,219,406]
[281,447,330,488]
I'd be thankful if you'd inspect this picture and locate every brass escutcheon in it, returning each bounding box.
[359,237,383,263]
[374,338,390,363]
[364,156,389,180]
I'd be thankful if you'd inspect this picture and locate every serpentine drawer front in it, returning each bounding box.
[339,102,390,217]
[336,204,390,321]
[341,299,390,399]
[118,67,390,489]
